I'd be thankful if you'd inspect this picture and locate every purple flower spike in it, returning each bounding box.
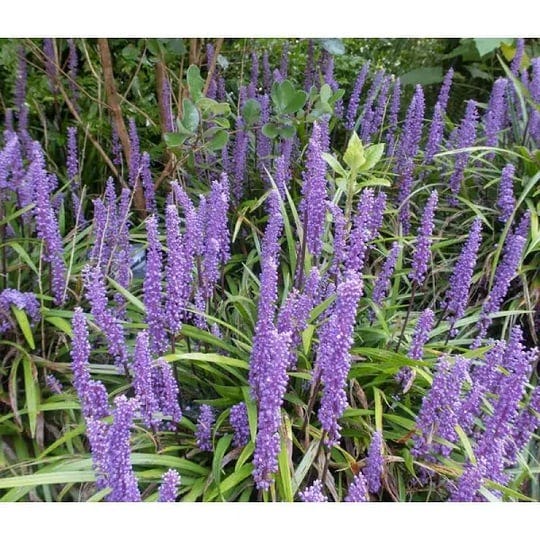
[484,78,508,160]
[152,359,182,430]
[385,78,401,156]
[300,121,329,258]
[409,190,438,288]
[143,216,167,355]
[365,430,384,493]
[345,472,369,502]
[66,126,79,182]
[441,217,483,335]
[196,404,215,452]
[105,395,141,502]
[128,118,140,187]
[497,164,516,223]
[299,480,328,502]
[132,331,159,430]
[345,62,371,130]
[317,271,364,447]
[449,100,478,203]
[158,469,181,502]
[230,402,250,448]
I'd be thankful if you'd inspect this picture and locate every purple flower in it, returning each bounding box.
[143,216,167,355]
[385,78,401,156]
[449,458,487,502]
[497,164,515,222]
[202,173,230,299]
[158,469,181,502]
[365,430,384,493]
[316,271,364,447]
[43,39,58,94]
[249,191,283,401]
[66,126,78,182]
[196,404,215,452]
[83,265,128,369]
[279,42,289,80]
[409,190,438,287]
[345,472,369,502]
[140,152,157,215]
[437,68,454,114]
[105,395,141,502]
[160,76,174,132]
[67,39,79,108]
[371,242,401,311]
[395,85,425,172]
[300,121,329,258]
[132,331,160,430]
[230,402,250,448]
[441,217,483,335]
[256,94,272,176]
[299,480,328,502]
[152,359,182,430]
[128,118,141,187]
[510,38,525,76]
[346,188,375,274]
[0,289,40,334]
[484,78,508,159]
[14,46,27,112]
[303,41,316,92]
[362,75,390,143]
[412,356,469,460]
[86,417,110,491]
[31,143,66,305]
[475,212,530,344]
[449,100,478,203]
[231,116,249,201]
[359,69,385,141]
[46,374,63,394]
[345,62,370,130]
[424,103,445,165]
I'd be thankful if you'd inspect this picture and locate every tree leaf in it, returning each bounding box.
[181,98,200,133]
[186,64,204,101]
[400,67,443,86]
[343,131,366,170]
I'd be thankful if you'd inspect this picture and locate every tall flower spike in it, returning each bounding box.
[196,404,215,452]
[362,74,390,143]
[230,403,250,448]
[66,126,79,183]
[475,212,530,344]
[497,164,515,223]
[441,217,483,335]
[132,331,159,430]
[395,84,425,172]
[128,118,140,187]
[152,358,182,430]
[43,39,58,94]
[346,188,375,273]
[484,78,508,159]
[359,69,385,142]
[317,271,364,447]
[158,469,181,502]
[365,430,384,493]
[345,61,371,130]
[448,100,478,203]
[424,102,445,165]
[299,480,328,502]
[299,120,328,258]
[385,77,401,156]
[231,116,249,201]
[83,265,128,369]
[345,472,369,502]
[409,190,438,288]
[371,242,401,313]
[0,289,40,334]
[105,395,141,502]
[67,39,79,108]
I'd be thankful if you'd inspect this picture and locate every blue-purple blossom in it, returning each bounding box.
[230,402,250,448]
[395,84,425,173]
[449,100,478,203]
[43,39,58,94]
[152,359,182,430]
[497,164,515,222]
[424,103,445,165]
[385,78,401,156]
[231,116,249,201]
[359,69,385,141]
[82,265,128,369]
[345,62,370,130]
[128,118,140,187]
[105,395,141,502]
[317,271,364,447]
[303,41,316,92]
[143,216,167,355]
[46,374,63,394]
[66,126,78,182]
[362,75,390,143]
[345,472,369,502]
[484,78,508,160]
[0,289,40,334]
[510,39,525,76]
[437,68,454,114]
[67,39,79,108]
[365,430,384,493]
[371,242,401,311]
[475,212,530,344]
[300,121,329,258]
[441,217,483,335]
[196,404,215,452]
[132,331,159,430]
[409,190,438,287]
[346,188,375,274]
[158,469,180,502]
[299,480,328,502]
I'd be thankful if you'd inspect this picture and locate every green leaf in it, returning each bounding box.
[262,123,279,139]
[277,436,293,502]
[206,129,229,151]
[320,38,345,55]
[186,64,204,102]
[373,387,383,432]
[359,143,385,171]
[163,352,248,370]
[473,38,512,57]
[322,152,346,176]
[454,424,476,463]
[242,98,261,126]
[181,98,200,133]
[400,66,443,86]
[212,434,232,500]
[343,131,366,170]
[11,306,35,350]
[45,316,73,337]
[282,90,307,115]
[277,125,296,139]
[0,471,96,489]
[164,132,189,148]
[320,83,333,103]
[291,440,319,494]
[107,276,146,313]
[22,355,39,438]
